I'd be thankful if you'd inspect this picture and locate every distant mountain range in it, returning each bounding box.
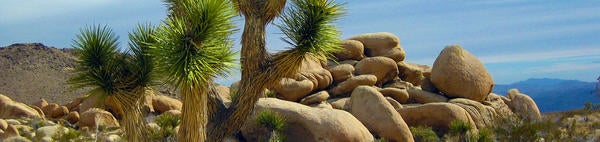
[493,78,599,113]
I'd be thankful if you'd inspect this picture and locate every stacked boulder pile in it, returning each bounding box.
[240,32,543,141]
[0,90,182,141]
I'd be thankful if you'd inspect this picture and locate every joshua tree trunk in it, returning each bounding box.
[113,88,148,142]
[179,84,208,142]
[208,14,271,140]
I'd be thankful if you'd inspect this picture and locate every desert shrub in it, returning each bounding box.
[53,127,91,142]
[152,113,181,141]
[257,110,287,142]
[446,120,474,142]
[266,90,278,98]
[471,128,493,142]
[410,126,439,142]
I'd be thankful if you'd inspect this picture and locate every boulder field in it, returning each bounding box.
[0,32,543,141]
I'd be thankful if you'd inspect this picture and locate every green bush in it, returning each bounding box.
[446,120,474,142]
[257,110,287,142]
[152,113,181,141]
[410,126,439,142]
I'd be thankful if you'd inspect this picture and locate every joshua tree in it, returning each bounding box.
[151,0,237,141]
[208,0,344,140]
[68,25,154,141]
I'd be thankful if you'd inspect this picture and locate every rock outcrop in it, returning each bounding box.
[355,57,399,85]
[242,98,374,142]
[348,32,406,62]
[397,103,476,133]
[431,45,494,102]
[78,108,119,129]
[506,89,542,121]
[0,94,44,119]
[349,86,413,141]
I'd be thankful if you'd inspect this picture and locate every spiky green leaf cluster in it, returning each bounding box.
[152,0,237,88]
[277,0,344,62]
[257,110,286,130]
[68,25,125,94]
[128,24,158,88]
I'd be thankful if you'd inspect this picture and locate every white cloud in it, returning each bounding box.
[527,63,600,73]
[480,47,600,64]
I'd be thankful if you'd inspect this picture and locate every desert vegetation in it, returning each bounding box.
[1,0,599,142]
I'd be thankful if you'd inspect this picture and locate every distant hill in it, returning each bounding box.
[493,78,599,113]
[0,43,86,105]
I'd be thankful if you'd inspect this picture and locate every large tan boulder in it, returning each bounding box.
[348,32,405,62]
[484,93,514,117]
[397,61,425,86]
[0,94,44,119]
[152,95,182,113]
[241,98,374,142]
[32,98,49,109]
[327,64,355,83]
[78,108,119,129]
[406,89,448,103]
[431,45,494,102]
[65,111,80,124]
[335,40,365,61]
[0,124,19,140]
[449,98,497,129]
[349,86,414,142]
[300,91,330,105]
[78,94,104,113]
[397,103,476,133]
[216,85,231,103]
[300,68,333,90]
[379,87,409,103]
[41,103,68,118]
[329,75,377,96]
[355,57,399,85]
[0,119,7,130]
[506,89,541,121]
[64,96,85,112]
[327,97,350,111]
[274,78,314,102]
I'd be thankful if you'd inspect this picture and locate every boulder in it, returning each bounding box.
[152,95,182,113]
[386,97,403,111]
[142,89,156,114]
[397,103,476,133]
[431,45,494,102]
[216,85,231,103]
[506,89,541,121]
[300,91,330,105]
[449,98,498,129]
[241,98,374,142]
[335,40,365,61]
[327,64,355,83]
[78,108,120,129]
[406,89,448,103]
[274,78,314,102]
[327,97,351,111]
[64,96,85,112]
[348,32,405,61]
[384,78,414,89]
[36,125,67,140]
[65,111,80,124]
[329,75,377,96]
[350,86,414,142]
[379,87,409,103]
[78,94,104,113]
[300,68,333,90]
[420,76,439,93]
[484,93,514,117]
[355,57,399,85]
[0,124,19,140]
[0,119,7,130]
[42,103,68,118]
[397,61,425,86]
[0,94,44,119]
[32,99,49,109]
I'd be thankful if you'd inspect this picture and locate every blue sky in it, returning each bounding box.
[1,0,599,85]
